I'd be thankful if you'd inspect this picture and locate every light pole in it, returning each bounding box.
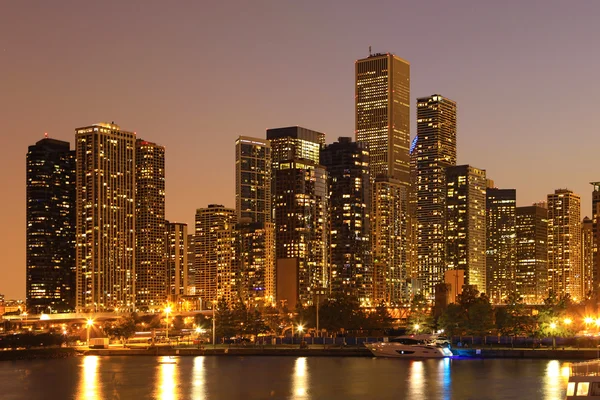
[212,301,216,348]
[86,319,94,344]
[165,306,171,341]
[297,325,304,347]
[550,322,557,349]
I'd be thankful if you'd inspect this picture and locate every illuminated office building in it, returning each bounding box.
[75,122,136,312]
[235,137,272,224]
[195,205,237,305]
[135,139,166,310]
[583,217,594,296]
[26,137,76,313]
[515,205,548,304]
[237,222,275,305]
[355,52,410,182]
[166,222,188,303]
[547,189,582,299]
[486,188,517,304]
[415,95,458,300]
[268,126,328,308]
[445,165,487,294]
[591,182,600,289]
[187,234,195,296]
[320,138,371,302]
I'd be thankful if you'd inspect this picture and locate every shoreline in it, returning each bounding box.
[2,346,600,361]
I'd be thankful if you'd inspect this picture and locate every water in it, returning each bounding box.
[0,356,569,400]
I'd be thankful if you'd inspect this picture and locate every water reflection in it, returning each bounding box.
[544,360,570,400]
[293,357,309,398]
[191,356,206,400]
[408,361,424,399]
[438,358,451,400]
[156,356,179,400]
[79,356,100,400]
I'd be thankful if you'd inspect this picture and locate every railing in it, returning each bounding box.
[570,360,600,377]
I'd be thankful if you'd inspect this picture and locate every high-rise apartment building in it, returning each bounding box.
[583,217,594,296]
[547,189,582,299]
[135,139,166,310]
[235,136,275,306]
[195,205,237,305]
[186,234,196,296]
[515,205,548,304]
[75,123,136,312]
[590,182,600,290]
[268,126,328,308]
[235,137,272,224]
[166,222,188,303]
[26,137,76,313]
[415,95,458,300]
[445,165,487,294]
[320,138,371,303]
[486,188,517,304]
[355,52,410,183]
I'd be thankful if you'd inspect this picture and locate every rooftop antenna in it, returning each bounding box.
[369,46,372,56]
[44,132,48,138]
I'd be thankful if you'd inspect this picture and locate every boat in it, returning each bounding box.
[365,336,453,358]
[158,356,177,364]
[566,360,600,398]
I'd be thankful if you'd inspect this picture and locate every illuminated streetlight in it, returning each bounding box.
[549,322,557,349]
[564,318,572,326]
[164,306,172,341]
[585,317,594,325]
[414,324,420,333]
[86,319,94,344]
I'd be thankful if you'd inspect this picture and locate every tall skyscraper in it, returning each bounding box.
[355,52,410,183]
[235,137,272,224]
[135,139,166,310]
[195,205,237,305]
[583,217,594,296]
[590,182,600,290]
[445,165,487,294]
[547,189,582,299]
[415,95,458,300]
[320,138,371,303]
[166,222,188,303]
[268,126,328,308]
[515,205,548,304]
[75,122,136,312]
[486,188,517,304]
[186,234,196,296]
[26,137,76,313]
[355,52,411,306]
[235,136,275,306]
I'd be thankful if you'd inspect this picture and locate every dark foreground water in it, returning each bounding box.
[0,355,569,400]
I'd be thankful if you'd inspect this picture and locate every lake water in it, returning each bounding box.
[0,355,569,399]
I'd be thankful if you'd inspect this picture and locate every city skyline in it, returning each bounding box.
[4,2,600,299]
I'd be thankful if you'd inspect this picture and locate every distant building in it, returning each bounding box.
[486,188,517,304]
[26,137,76,313]
[75,123,136,312]
[446,165,487,294]
[582,217,594,296]
[445,269,465,305]
[237,222,275,305]
[135,139,166,310]
[186,234,195,296]
[166,222,188,303]
[547,189,582,299]
[515,205,548,304]
[268,127,328,307]
[591,182,600,290]
[320,137,371,303]
[235,137,272,224]
[195,205,238,305]
[415,95,458,300]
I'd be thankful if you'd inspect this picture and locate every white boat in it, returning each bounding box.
[566,360,600,399]
[365,336,453,358]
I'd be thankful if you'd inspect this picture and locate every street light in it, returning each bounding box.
[86,319,94,344]
[164,306,172,341]
[297,325,304,346]
[414,324,420,333]
[550,322,557,349]
[564,318,572,326]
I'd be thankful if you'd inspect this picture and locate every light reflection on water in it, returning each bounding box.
[156,356,179,400]
[408,360,424,398]
[191,356,206,400]
[79,355,100,400]
[544,360,571,400]
[293,357,309,398]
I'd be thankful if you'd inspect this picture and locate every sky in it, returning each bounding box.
[1,0,600,300]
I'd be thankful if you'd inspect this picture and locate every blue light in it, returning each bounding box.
[410,135,418,154]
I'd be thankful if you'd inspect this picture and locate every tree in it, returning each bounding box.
[365,301,394,331]
[318,295,365,332]
[215,298,237,339]
[407,295,433,333]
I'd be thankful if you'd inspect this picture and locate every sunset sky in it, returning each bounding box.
[2,1,600,299]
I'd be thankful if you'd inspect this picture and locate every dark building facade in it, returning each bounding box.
[320,137,371,302]
[26,138,76,313]
[515,205,548,304]
[486,188,517,304]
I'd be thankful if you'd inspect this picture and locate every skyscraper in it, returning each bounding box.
[235,136,275,306]
[355,52,410,183]
[415,95,458,300]
[75,122,136,312]
[590,182,600,290]
[195,205,237,305]
[320,137,371,303]
[547,189,582,299]
[235,137,272,224]
[135,139,166,310]
[166,222,188,303]
[583,217,594,296]
[26,137,76,313]
[268,126,328,308]
[186,234,196,296]
[486,188,517,304]
[445,165,487,294]
[515,205,548,304]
